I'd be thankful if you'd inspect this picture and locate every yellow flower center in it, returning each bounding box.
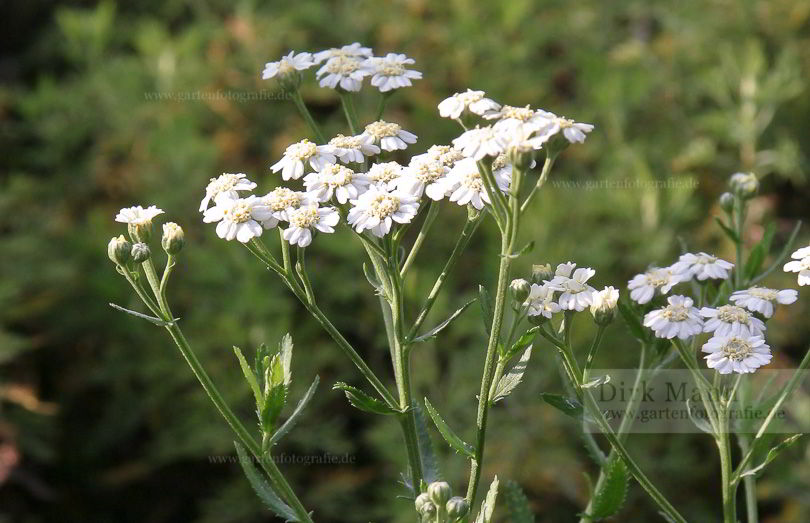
[717,305,750,324]
[365,121,401,139]
[288,206,319,228]
[224,201,253,223]
[368,194,400,219]
[663,305,690,322]
[287,139,317,160]
[266,187,300,211]
[721,337,754,362]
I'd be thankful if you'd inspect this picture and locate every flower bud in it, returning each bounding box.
[128,222,152,244]
[107,235,132,265]
[415,493,433,515]
[161,222,185,254]
[427,481,452,506]
[510,278,531,304]
[719,192,735,213]
[446,497,470,520]
[729,172,758,199]
[531,264,554,284]
[131,242,151,263]
[590,286,619,326]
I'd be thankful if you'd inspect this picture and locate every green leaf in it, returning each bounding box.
[413,403,442,485]
[412,298,476,343]
[744,222,774,282]
[491,346,532,403]
[505,326,539,360]
[714,217,740,244]
[587,456,629,519]
[686,398,713,434]
[582,375,611,389]
[234,346,263,409]
[501,240,535,259]
[540,393,584,421]
[333,382,398,415]
[362,262,382,293]
[475,475,500,523]
[617,299,647,343]
[261,382,287,434]
[479,284,493,335]
[109,302,174,326]
[233,441,299,521]
[423,397,474,458]
[741,434,805,478]
[503,479,534,523]
[268,376,319,447]
[278,334,293,387]
[254,343,271,382]
[751,220,802,285]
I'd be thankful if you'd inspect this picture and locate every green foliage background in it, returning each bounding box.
[2,0,810,521]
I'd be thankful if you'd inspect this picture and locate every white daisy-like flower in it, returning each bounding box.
[730,287,799,318]
[784,245,810,286]
[700,305,766,337]
[362,120,417,151]
[366,162,405,190]
[702,335,772,374]
[442,157,510,210]
[270,139,337,181]
[490,154,535,180]
[643,295,704,339]
[452,126,506,161]
[627,267,687,304]
[422,144,465,167]
[282,204,340,247]
[199,173,257,212]
[671,252,734,281]
[259,187,315,229]
[542,112,595,144]
[202,195,273,243]
[524,283,561,319]
[262,51,314,80]
[304,163,370,204]
[313,42,373,64]
[347,185,420,238]
[328,134,381,164]
[590,286,620,317]
[316,55,371,91]
[363,53,422,92]
[397,156,450,200]
[437,89,501,119]
[488,105,555,139]
[549,264,598,312]
[116,205,165,225]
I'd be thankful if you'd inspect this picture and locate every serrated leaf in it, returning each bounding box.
[413,403,442,484]
[617,299,647,343]
[234,346,263,409]
[109,302,175,326]
[741,434,805,478]
[475,475,499,523]
[503,479,534,523]
[479,284,493,335]
[588,456,628,519]
[505,326,539,360]
[268,376,319,447]
[411,299,476,343]
[714,217,740,243]
[540,393,584,420]
[261,382,287,433]
[233,441,299,521]
[491,346,532,403]
[254,343,271,382]
[423,398,474,458]
[333,382,398,415]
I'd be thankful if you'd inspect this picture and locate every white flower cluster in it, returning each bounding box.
[629,250,802,374]
[262,43,422,93]
[522,262,617,320]
[784,244,810,286]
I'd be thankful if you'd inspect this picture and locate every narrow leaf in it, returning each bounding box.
[582,375,611,389]
[501,240,535,259]
[333,382,398,415]
[491,346,533,403]
[505,327,539,360]
[617,299,647,343]
[479,285,493,335]
[588,456,629,519]
[233,441,299,521]
[741,434,805,478]
[412,299,476,343]
[540,393,584,420]
[233,346,263,409]
[686,398,713,434]
[413,403,442,484]
[109,303,174,326]
[423,398,474,458]
[503,479,534,523]
[268,376,319,447]
[362,262,382,292]
[714,217,740,244]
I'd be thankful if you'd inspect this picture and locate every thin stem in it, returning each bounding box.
[159,255,175,301]
[290,89,326,143]
[400,201,439,278]
[738,434,759,522]
[295,246,315,304]
[672,339,720,433]
[582,325,606,384]
[717,408,737,523]
[339,91,360,135]
[520,153,556,214]
[120,268,163,317]
[374,92,391,121]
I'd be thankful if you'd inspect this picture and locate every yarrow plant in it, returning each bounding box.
[107,42,808,522]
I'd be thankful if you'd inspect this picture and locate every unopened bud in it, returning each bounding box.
[128,222,152,244]
[446,497,470,520]
[131,242,151,263]
[729,172,758,199]
[161,222,185,254]
[427,481,452,506]
[510,278,531,304]
[108,235,132,265]
[531,264,554,284]
[415,493,433,513]
[719,192,735,213]
[590,286,619,326]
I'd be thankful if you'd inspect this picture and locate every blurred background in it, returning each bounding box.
[2,0,810,521]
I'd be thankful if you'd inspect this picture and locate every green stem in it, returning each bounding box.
[400,201,440,278]
[339,91,360,135]
[291,89,326,143]
[159,255,175,302]
[738,434,758,523]
[520,153,556,214]
[582,326,606,384]
[295,246,316,304]
[375,92,391,121]
[717,409,737,523]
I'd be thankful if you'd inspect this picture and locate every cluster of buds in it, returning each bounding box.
[107,205,184,268]
[414,481,469,522]
[720,171,759,214]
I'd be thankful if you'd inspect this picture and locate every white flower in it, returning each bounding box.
[730,287,799,318]
[362,120,417,151]
[700,305,766,337]
[397,156,450,200]
[347,185,420,238]
[541,111,595,144]
[549,264,598,311]
[328,134,381,163]
[421,144,465,167]
[591,286,620,317]
[497,120,554,154]
[627,267,687,304]
[643,295,704,339]
[702,335,771,374]
[116,205,164,225]
[524,283,561,318]
[313,43,373,64]
[363,53,422,92]
[437,89,501,119]
[262,51,314,80]
[671,252,734,281]
[260,187,315,228]
[366,161,405,190]
[490,154,535,180]
[199,173,257,212]
[784,245,810,286]
[282,204,340,247]
[452,126,506,161]
[487,105,556,139]
[270,139,336,181]
[316,56,371,91]
[203,195,273,242]
[442,157,509,210]
[304,163,370,204]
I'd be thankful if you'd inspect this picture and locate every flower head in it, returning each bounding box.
[328,134,380,163]
[398,156,450,200]
[262,51,314,80]
[524,282,561,319]
[438,89,501,119]
[260,187,315,228]
[443,157,508,210]
[643,295,703,339]
[671,252,734,281]
[730,287,799,318]
[452,126,505,161]
[316,56,371,91]
[700,305,766,337]
[271,139,336,180]
[116,205,165,226]
[313,43,373,64]
[199,173,257,212]
[591,286,620,325]
[347,185,420,238]
[702,335,771,374]
[421,145,465,167]
[364,53,422,92]
[549,263,597,311]
[627,267,687,304]
[784,245,810,286]
[304,163,370,204]
[282,204,340,247]
[366,161,405,191]
[202,195,272,242]
[362,120,417,151]
[541,112,595,144]
[729,172,759,199]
